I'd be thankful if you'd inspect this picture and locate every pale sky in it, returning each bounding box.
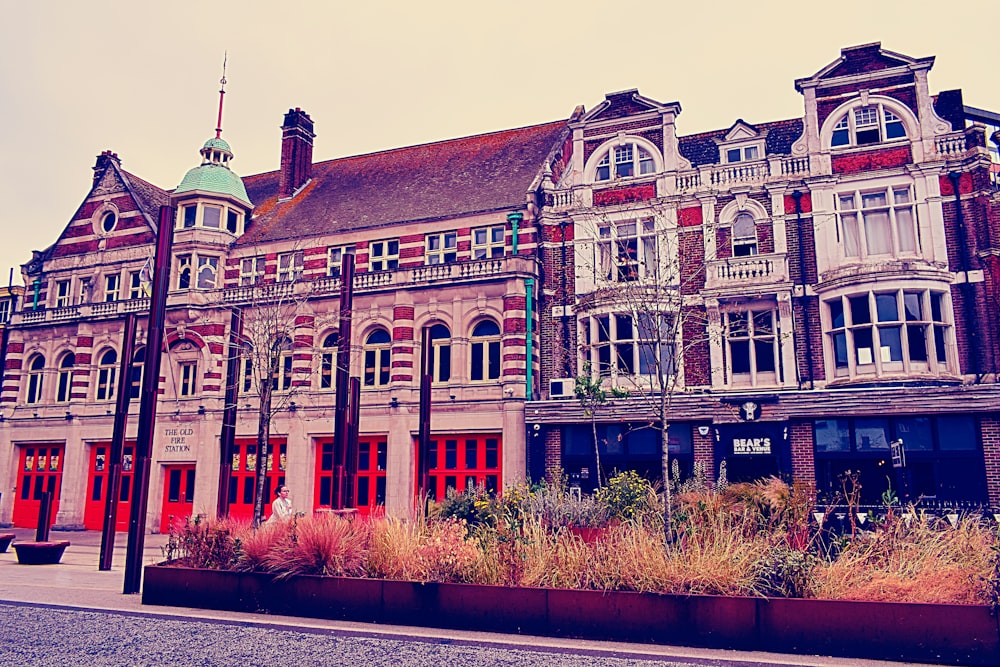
[1,0,996,284]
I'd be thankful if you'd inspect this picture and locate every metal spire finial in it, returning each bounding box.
[215,52,228,139]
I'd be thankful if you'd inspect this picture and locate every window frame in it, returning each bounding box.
[428,324,452,384]
[95,349,118,401]
[55,279,72,308]
[369,240,399,272]
[239,257,266,286]
[471,225,505,260]
[731,212,759,257]
[825,288,952,379]
[25,354,45,404]
[836,185,919,260]
[593,142,656,182]
[104,273,120,302]
[724,309,779,387]
[326,246,352,278]
[196,255,219,290]
[276,251,304,283]
[179,361,198,397]
[470,320,502,382]
[583,312,676,381]
[56,353,75,403]
[425,232,457,265]
[594,218,659,283]
[829,102,908,149]
[363,329,392,388]
[319,332,339,390]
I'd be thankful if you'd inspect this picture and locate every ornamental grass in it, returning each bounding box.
[160,473,1000,606]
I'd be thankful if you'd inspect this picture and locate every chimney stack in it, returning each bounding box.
[93,150,121,185]
[279,108,315,199]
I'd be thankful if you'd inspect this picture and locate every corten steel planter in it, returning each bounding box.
[0,533,14,553]
[142,565,1000,666]
[13,540,70,565]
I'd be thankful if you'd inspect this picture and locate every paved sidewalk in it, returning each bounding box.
[0,527,169,611]
[0,527,930,667]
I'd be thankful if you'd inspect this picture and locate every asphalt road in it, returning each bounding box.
[0,602,842,667]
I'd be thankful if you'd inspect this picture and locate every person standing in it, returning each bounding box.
[268,485,294,522]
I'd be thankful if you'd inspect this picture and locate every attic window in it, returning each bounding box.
[594,142,655,181]
[726,146,760,163]
[831,104,907,148]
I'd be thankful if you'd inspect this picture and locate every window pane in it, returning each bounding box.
[903,293,922,321]
[843,214,860,257]
[849,296,870,325]
[829,299,845,328]
[754,339,776,372]
[875,294,898,322]
[907,325,928,362]
[895,417,932,451]
[815,419,850,452]
[896,207,916,253]
[855,419,889,450]
[864,211,892,255]
[730,340,750,374]
[936,415,977,451]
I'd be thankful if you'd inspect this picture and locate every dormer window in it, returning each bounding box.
[831,105,907,147]
[202,205,222,229]
[594,143,655,181]
[726,146,760,163]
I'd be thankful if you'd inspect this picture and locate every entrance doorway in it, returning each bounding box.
[84,442,134,530]
[160,464,196,533]
[12,445,64,528]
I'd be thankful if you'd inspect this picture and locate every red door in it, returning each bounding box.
[314,436,386,516]
[417,434,501,502]
[227,439,286,522]
[12,445,64,528]
[83,443,134,530]
[160,464,196,533]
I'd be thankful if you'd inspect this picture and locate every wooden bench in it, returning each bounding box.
[0,533,14,553]
[13,540,70,565]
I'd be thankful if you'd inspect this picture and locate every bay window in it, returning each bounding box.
[826,289,951,379]
[585,312,675,380]
[595,218,658,282]
[725,309,778,386]
[837,186,917,259]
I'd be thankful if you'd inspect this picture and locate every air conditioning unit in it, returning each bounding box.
[549,378,575,399]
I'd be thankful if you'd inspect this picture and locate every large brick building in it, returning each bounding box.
[531,43,1000,508]
[1,42,999,530]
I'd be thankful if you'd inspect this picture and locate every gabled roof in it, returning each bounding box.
[679,118,803,167]
[32,159,168,269]
[580,89,680,124]
[795,42,934,92]
[239,120,568,245]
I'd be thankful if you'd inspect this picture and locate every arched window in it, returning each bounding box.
[363,329,392,387]
[320,332,339,390]
[56,353,75,403]
[130,348,145,399]
[732,212,758,257]
[594,142,655,181]
[470,321,501,381]
[830,104,907,148]
[428,324,451,383]
[96,349,117,401]
[272,336,294,392]
[26,354,45,404]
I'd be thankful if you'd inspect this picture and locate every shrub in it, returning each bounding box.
[597,470,658,523]
[264,513,368,578]
[161,516,243,570]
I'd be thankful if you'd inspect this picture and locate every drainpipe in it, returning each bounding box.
[508,212,523,256]
[792,191,814,389]
[31,278,40,310]
[948,172,983,381]
[525,277,534,400]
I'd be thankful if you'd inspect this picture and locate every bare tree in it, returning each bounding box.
[225,247,317,524]
[568,201,717,537]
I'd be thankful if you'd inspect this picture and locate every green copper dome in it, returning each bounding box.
[175,163,251,205]
[203,137,232,152]
[175,135,250,206]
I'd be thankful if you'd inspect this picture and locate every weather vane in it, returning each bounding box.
[215,51,227,139]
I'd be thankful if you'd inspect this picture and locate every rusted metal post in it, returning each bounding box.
[123,205,174,594]
[332,252,355,509]
[418,327,432,498]
[99,312,137,570]
[217,308,242,519]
